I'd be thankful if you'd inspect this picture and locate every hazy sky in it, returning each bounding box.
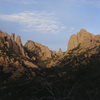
[0,0,100,51]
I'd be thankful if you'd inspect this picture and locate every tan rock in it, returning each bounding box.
[0,57,9,67]
[11,33,15,41]
[67,34,78,51]
[0,31,26,57]
[16,36,25,56]
[16,36,22,46]
[24,60,38,68]
[67,29,100,51]
[25,40,52,60]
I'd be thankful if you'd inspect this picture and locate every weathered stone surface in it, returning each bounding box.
[11,33,15,41]
[0,31,26,56]
[23,60,38,68]
[67,34,78,51]
[25,40,52,60]
[16,36,25,56]
[67,29,100,51]
[16,36,22,46]
[0,31,38,80]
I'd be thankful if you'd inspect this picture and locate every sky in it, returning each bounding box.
[0,0,100,51]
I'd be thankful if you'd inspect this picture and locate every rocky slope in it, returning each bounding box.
[0,29,100,100]
[56,29,100,67]
[25,40,52,61]
[0,31,38,81]
[67,29,100,51]
[25,40,64,61]
[0,31,26,56]
[0,30,64,81]
[25,40,64,67]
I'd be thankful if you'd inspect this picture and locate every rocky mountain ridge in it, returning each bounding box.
[0,31,26,56]
[25,40,64,61]
[0,29,100,69]
[0,31,38,80]
[67,29,100,51]
[0,29,100,100]
[0,30,64,78]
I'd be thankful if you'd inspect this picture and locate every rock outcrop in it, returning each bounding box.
[0,31,38,67]
[0,31,38,80]
[11,33,15,41]
[0,31,65,69]
[25,40,52,60]
[16,36,25,56]
[67,29,100,51]
[25,41,64,61]
[0,29,100,100]
[0,31,26,56]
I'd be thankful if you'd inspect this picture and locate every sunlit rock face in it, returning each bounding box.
[67,29,100,51]
[0,31,37,67]
[25,40,52,60]
[0,31,38,80]
[0,31,26,56]
[16,35,25,56]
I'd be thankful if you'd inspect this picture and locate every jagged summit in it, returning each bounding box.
[25,40,64,62]
[0,31,25,56]
[67,29,100,51]
[0,29,100,100]
[25,40,52,60]
[0,31,38,80]
[11,33,15,41]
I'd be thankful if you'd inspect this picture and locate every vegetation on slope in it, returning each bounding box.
[0,47,100,100]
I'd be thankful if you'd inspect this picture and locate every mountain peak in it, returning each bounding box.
[67,29,100,51]
[11,33,15,41]
[79,29,87,33]
[25,40,52,60]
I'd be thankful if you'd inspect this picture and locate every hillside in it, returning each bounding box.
[0,29,100,100]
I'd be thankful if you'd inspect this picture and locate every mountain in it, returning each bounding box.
[57,29,100,67]
[25,40,64,61]
[25,40,52,61]
[0,29,100,100]
[0,31,38,81]
[0,30,64,81]
[0,31,25,56]
[25,40,64,67]
[67,29,100,51]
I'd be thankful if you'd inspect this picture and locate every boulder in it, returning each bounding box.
[25,40,52,60]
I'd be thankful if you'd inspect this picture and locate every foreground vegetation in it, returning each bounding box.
[0,51,100,100]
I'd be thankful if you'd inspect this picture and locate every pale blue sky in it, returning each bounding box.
[0,0,100,51]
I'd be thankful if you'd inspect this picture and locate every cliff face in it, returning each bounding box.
[67,29,100,51]
[16,36,25,56]
[57,29,100,68]
[0,31,64,70]
[0,29,100,100]
[0,31,38,80]
[0,31,26,56]
[25,40,52,61]
[0,29,99,69]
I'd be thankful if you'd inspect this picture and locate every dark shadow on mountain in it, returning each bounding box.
[0,49,100,100]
